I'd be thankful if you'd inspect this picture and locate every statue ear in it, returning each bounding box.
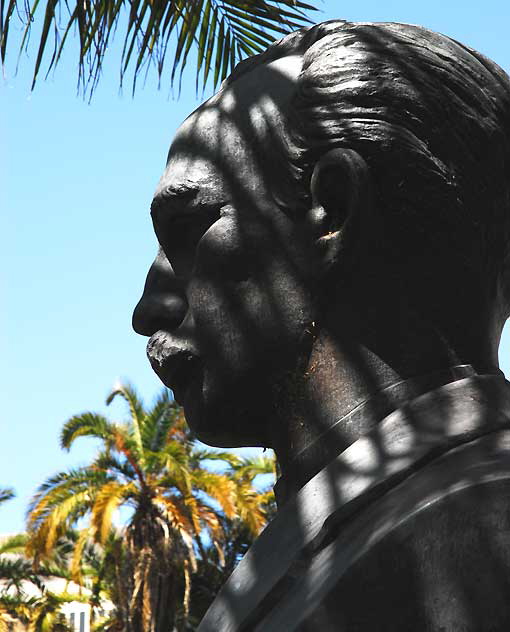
[307,148,373,267]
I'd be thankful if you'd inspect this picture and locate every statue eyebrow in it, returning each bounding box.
[150,183,200,217]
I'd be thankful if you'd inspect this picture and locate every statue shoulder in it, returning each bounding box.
[262,429,510,631]
[199,378,510,632]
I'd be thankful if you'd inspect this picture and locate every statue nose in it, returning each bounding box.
[132,249,188,336]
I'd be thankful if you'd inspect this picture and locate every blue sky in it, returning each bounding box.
[2,0,510,533]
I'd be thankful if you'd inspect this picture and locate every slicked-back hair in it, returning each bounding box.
[224,20,510,292]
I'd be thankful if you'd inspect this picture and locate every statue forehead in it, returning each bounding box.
[158,54,303,197]
[172,53,302,148]
[157,109,249,200]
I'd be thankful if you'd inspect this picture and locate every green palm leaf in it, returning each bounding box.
[0,533,28,555]
[140,389,179,452]
[0,0,318,96]
[0,488,14,505]
[107,383,145,462]
[230,454,275,481]
[0,557,44,594]
[190,448,242,468]
[60,413,118,451]
[93,450,135,480]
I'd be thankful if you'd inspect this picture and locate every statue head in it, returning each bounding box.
[133,21,510,455]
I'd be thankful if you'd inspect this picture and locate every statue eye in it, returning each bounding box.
[193,210,254,282]
[154,204,223,279]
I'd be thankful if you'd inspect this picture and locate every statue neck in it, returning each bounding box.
[269,278,505,504]
[272,362,480,505]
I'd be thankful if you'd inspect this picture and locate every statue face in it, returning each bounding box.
[133,56,316,446]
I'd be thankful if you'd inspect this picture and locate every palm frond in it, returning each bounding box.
[91,481,137,543]
[26,467,112,558]
[1,0,317,96]
[0,533,27,555]
[0,488,14,505]
[0,595,38,628]
[0,557,43,593]
[191,470,236,518]
[190,448,242,468]
[30,467,111,505]
[157,494,193,539]
[141,389,180,452]
[230,454,276,482]
[27,488,94,558]
[69,527,91,584]
[93,450,135,480]
[197,505,224,545]
[27,591,87,632]
[27,467,111,524]
[60,413,118,451]
[231,481,267,535]
[182,493,201,534]
[106,382,144,421]
[36,559,71,581]
[107,383,145,462]
[147,440,191,490]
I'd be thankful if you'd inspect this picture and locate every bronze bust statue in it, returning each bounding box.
[133,20,510,631]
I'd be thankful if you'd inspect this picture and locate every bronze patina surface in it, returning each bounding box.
[134,21,510,630]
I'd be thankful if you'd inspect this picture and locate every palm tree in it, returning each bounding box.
[0,1,318,96]
[0,510,77,632]
[27,384,274,631]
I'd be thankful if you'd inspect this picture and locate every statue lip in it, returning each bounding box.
[146,331,201,404]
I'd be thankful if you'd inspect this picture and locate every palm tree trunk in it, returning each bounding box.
[155,571,175,632]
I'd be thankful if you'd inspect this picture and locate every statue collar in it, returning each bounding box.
[198,371,510,632]
[275,364,480,505]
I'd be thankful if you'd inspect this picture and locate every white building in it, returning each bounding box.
[0,541,114,632]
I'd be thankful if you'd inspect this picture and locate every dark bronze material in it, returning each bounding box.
[133,20,510,630]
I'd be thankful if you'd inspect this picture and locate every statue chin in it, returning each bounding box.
[181,369,275,449]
